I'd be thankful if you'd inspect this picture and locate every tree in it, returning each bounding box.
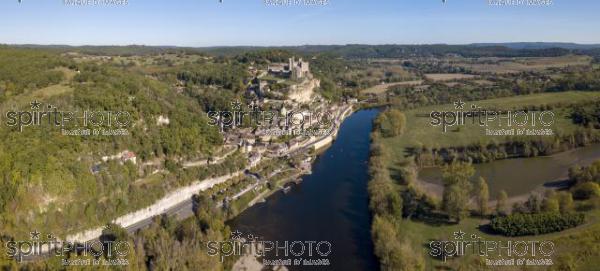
[475,177,489,216]
[572,182,600,200]
[375,109,407,137]
[496,190,509,216]
[443,185,470,222]
[542,190,560,213]
[372,216,424,271]
[442,162,475,186]
[387,191,403,218]
[442,162,475,222]
[525,194,542,214]
[368,167,399,218]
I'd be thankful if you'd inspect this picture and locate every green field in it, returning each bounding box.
[381,91,600,163]
[376,91,600,269]
[397,209,600,269]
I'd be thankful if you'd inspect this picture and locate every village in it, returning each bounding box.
[60,56,356,253]
[84,56,356,229]
[208,56,356,207]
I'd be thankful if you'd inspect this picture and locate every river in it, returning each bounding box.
[228,109,380,271]
[419,144,600,197]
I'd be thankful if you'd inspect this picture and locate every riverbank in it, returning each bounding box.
[413,175,550,209]
[58,104,355,249]
[368,104,600,270]
[415,143,600,203]
[229,104,356,213]
[227,105,358,270]
[229,109,381,271]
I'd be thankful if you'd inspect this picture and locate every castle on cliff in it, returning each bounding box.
[268,57,311,80]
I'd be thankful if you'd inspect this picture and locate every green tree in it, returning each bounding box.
[475,177,489,216]
[442,162,475,222]
[573,182,600,200]
[443,184,470,222]
[375,109,407,137]
[371,216,424,271]
[543,190,560,213]
[442,162,475,186]
[525,194,543,214]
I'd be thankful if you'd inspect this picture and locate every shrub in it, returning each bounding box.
[490,212,585,237]
[573,182,600,200]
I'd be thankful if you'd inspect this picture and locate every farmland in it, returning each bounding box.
[424,73,477,81]
[453,55,592,74]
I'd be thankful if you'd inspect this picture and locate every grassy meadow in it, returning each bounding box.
[398,208,600,270]
[381,91,600,164]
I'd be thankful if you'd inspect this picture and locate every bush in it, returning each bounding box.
[573,182,600,200]
[490,212,585,237]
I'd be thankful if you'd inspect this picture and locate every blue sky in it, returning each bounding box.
[0,0,599,46]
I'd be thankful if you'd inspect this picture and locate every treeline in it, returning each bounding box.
[381,68,600,111]
[368,131,426,271]
[412,129,600,166]
[571,101,600,128]
[176,61,248,92]
[547,69,600,92]
[19,43,595,59]
[18,44,209,57]
[290,44,572,59]
[386,82,514,110]
[233,49,293,64]
[490,212,585,237]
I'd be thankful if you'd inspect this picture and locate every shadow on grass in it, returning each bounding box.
[477,223,500,236]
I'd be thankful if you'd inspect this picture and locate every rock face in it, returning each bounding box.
[288,78,320,103]
[65,170,246,243]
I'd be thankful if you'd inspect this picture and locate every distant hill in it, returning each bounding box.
[470,42,600,50]
[5,42,600,58]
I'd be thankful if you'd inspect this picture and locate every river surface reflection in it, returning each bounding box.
[228,109,380,271]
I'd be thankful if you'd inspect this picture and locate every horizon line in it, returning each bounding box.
[3,41,600,49]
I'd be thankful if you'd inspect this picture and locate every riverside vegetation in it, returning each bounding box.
[369,101,600,269]
[365,45,600,270]
[3,44,600,270]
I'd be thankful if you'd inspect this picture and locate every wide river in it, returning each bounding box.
[228,109,380,271]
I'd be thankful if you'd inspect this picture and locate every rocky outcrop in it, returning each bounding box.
[288,78,319,103]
